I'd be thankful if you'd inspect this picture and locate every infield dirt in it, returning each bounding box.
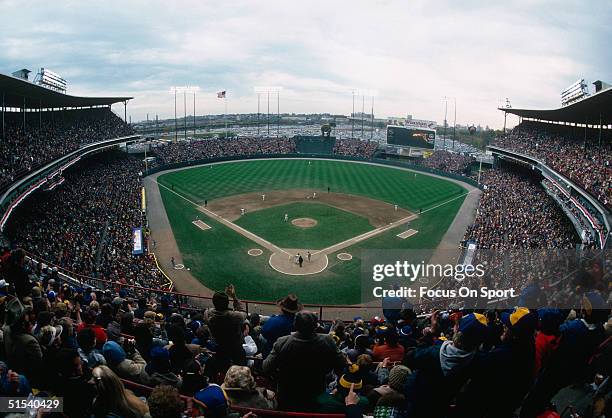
[206,189,412,226]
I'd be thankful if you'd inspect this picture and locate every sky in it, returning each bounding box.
[0,0,610,128]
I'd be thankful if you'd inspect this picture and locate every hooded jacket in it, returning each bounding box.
[102,341,151,385]
[404,341,477,418]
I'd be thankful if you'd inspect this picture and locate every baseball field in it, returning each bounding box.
[155,159,469,304]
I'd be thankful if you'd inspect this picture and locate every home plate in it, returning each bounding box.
[192,220,211,230]
[397,229,418,239]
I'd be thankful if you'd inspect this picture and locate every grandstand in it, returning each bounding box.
[0,67,610,418]
[491,86,612,249]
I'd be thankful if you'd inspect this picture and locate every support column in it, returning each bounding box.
[2,92,5,141]
[23,97,26,133]
[599,113,603,150]
[39,99,42,130]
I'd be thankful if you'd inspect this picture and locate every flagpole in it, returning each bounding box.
[257,93,261,137]
[225,96,228,139]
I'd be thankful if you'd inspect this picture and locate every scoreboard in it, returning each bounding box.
[386,125,435,149]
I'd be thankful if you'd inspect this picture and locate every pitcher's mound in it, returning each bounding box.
[291,218,317,228]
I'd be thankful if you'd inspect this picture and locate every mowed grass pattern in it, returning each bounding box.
[157,159,467,304]
[234,202,374,249]
[158,159,464,210]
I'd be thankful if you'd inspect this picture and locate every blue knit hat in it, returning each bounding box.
[194,384,228,413]
[501,307,536,334]
[457,313,488,338]
[102,341,126,364]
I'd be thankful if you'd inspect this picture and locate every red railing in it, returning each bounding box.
[24,251,381,321]
[120,378,345,418]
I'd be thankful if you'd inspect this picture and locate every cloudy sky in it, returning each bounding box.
[1,0,610,128]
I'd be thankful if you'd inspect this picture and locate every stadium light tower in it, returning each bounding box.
[169,87,179,142]
[254,86,283,138]
[170,86,199,141]
[442,96,449,150]
[453,97,457,151]
[351,90,356,139]
[358,89,378,142]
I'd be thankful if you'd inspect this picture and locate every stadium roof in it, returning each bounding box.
[0,73,131,109]
[499,87,612,125]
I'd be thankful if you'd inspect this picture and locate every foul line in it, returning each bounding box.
[313,189,475,256]
[149,177,476,261]
[148,178,291,256]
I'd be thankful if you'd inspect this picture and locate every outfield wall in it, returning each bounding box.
[147,153,482,189]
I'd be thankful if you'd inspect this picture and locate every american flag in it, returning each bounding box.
[217,91,226,98]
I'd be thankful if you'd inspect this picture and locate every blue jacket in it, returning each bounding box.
[262,314,295,356]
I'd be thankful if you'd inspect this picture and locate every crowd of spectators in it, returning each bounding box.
[541,179,601,248]
[464,168,579,250]
[333,139,379,158]
[492,123,611,208]
[418,151,474,175]
[4,151,167,292]
[155,136,380,166]
[0,255,609,417]
[155,137,297,166]
[0,114,610,416]
[0,108,134,189]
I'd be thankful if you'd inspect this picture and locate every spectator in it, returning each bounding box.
[102,340,151,385]
[180,358,208,397]
[261,294,302,355]
[372,329,405,362]
[194,382,240,418]
[262,311,345,410]
[404,312,489,418]
[222,365,277,409]
[454,307,537,418]
[55,348,96,418]
[148,384,183,418]
[91,365,148,418]
[77,327,107,368]
[146,346,182,387]
[316,364,369,412]
[2,299,43,386]
[207,285,247,368]
[77,308,108,348]
[0,361,31,397]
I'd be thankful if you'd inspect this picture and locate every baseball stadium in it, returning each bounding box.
[0,3,611,417]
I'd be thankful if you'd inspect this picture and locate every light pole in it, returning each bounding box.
[257,93,261,137]
[361,94,365,139]
[442,97,448,150]
[183,90,187,141]
[170,88,178,142]
[351,90,355,139]
[170,86,199,142]
[453,97,457,151]
[254,86,283,138]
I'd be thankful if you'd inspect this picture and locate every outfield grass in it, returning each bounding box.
[157,159,467,304]
[234,202,373,249]
[158,159,464,210]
